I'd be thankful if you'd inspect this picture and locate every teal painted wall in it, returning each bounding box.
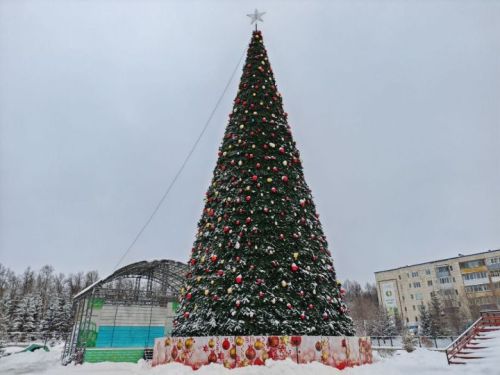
[95,326,164,348]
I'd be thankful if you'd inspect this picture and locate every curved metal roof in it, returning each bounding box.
[74,259,187,301]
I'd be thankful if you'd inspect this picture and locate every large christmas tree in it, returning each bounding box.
[172,30,354,337]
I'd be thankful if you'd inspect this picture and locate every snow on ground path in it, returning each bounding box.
[1,341,498,375]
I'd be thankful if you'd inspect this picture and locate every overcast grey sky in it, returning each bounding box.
[0,0,499,284]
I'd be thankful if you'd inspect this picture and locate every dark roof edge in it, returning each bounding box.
[374,248,500,275]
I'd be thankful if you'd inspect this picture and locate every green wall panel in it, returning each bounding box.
[84,349,144,363]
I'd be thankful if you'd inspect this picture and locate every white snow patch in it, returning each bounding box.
[2,331,500,375]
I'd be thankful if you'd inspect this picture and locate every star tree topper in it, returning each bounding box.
[247,9,265,29]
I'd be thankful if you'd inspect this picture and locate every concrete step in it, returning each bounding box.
[464,345,486,350]
[477,327,500,332]
[455,355,485,360]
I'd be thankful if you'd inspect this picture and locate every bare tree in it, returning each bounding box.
[84,270,99,287]
[21,267,35,296]
[343,280,380,336]
[66,272,84,296]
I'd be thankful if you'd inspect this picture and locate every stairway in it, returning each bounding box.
[446,310,500,365]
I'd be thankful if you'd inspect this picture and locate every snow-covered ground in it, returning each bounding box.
[1,330,499,375]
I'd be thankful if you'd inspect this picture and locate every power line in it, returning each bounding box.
[112,48,246,271]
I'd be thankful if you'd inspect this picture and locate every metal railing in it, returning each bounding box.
[445,310,500,365]
[370,335,457,349]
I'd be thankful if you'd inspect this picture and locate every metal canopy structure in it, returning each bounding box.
[73,259,187,305]
[62,259,187,364]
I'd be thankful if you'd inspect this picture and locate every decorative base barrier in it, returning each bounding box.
[152,336,372,370]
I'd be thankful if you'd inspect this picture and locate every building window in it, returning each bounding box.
[455,289,458,295]
[402,296,405,301]
[404,307,407,312]
[412,305,416,311]
[490,270,500,277]
[439,277,452,284]
[406,317,409,323]
[462,271,488,281]
[415,316,418,322]
[437,266,451,274]
[398,275,401,280]
[425,269,431,275]
[464,284,490,293]
[488,257,500,265]
[407,273,410,278]
[413,282,421,288]
[410,294,414,299]
[472,296,495,305]
[409,283,412,288]
[439,289,455,296]
[427,280,433,286]
[460,260,485,269]
[415,293,423,300]
[412,271,419,277]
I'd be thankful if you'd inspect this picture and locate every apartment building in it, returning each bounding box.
[374,249,500,330]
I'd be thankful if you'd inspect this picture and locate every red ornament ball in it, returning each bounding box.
[252,175,258,181]
[186,293,192,300]
[282,175,288,182]
[245,195,251,202]
[291,263,299,272]
[235,274,243,284]
[223,226,230,233]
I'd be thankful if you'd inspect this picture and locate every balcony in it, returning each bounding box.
[487,263,500,272]
[437,270,451,278]
[463,277,490,287]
